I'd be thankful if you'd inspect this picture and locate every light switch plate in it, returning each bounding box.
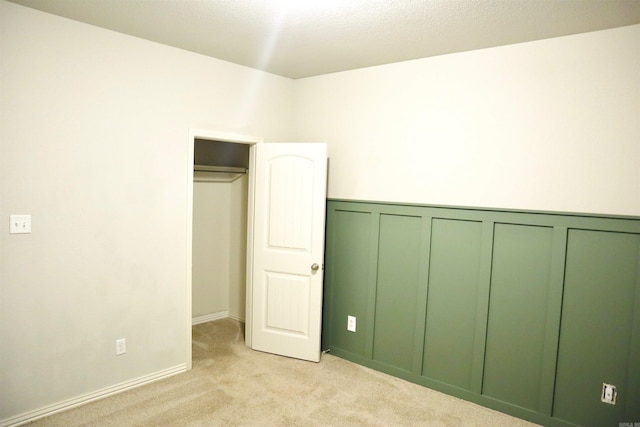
[10,215,31,234]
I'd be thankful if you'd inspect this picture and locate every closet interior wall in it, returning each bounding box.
[192,140,249,324]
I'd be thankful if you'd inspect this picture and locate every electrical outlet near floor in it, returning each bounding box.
[601,383,616,404]
[347,315,356,332]
[116,338,126,356]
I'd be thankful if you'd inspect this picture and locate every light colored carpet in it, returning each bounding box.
[29,318,540,426]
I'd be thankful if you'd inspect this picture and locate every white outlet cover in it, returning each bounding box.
[116,338,126,355]
[601,383,616,404]
[347,315,356,332]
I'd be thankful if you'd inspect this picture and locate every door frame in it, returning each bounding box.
[186,129,262,370]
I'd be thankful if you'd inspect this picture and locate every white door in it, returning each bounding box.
[250,142,327,362]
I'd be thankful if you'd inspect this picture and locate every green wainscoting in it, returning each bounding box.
[323,200,640,427]
[422,218,483,391]
[322,209,371,356]
[553,230,640,426]
[482,224,555,413]
[373,214,423,372]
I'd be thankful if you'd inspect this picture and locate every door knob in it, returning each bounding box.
[311,263,320,271]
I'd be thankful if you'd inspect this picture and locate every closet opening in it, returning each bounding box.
[186,130,262,369]
[192,139,250,327]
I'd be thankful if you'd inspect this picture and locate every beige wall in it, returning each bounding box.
[0,1,292,421]
[192,175,247,321]
[293,24,640,216]
[192,181,230,318]
[229,175,248,321]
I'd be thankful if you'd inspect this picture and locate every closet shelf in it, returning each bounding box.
[194,165,246,173]
[194,165,246,183]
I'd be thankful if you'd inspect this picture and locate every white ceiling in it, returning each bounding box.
[8,0,640,79]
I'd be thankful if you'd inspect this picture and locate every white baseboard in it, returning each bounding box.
[192,311,245,325]
[1,364,186,427]
[228,312,245,323]
[192,311,229,325]
[4,315,248,426]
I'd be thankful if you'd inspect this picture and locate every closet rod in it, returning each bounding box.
[193,165,247,174]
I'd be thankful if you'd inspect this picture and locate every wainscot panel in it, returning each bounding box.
[373,213,424,372]
[552,230,640,426]
[422,218,483,391]
[322,209,372,357]
[323,199,640,427]
[482,224,554,412]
